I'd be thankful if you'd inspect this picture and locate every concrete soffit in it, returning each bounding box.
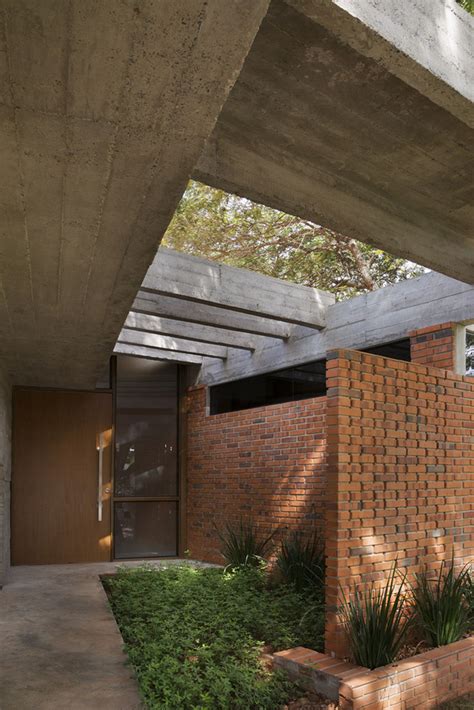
[287,0,474,128]
[194,0,474,286]
[2,0,473,387]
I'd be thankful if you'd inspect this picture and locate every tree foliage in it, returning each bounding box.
[457,0,473,14]
[164,181,424,300]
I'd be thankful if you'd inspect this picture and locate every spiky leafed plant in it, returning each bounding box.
[276,531,325,592]
[410,559,472,647]
[464,569,474,629]
[215,518,276,570]
[339,564,413,669]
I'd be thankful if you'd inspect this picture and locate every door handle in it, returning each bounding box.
[97,432,104,522]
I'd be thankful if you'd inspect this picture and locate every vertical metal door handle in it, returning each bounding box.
[97,432,104,522]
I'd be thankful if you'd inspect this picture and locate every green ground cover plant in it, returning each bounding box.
[104,565,325,710]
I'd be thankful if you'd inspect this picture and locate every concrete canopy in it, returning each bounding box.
[195,0,474,285]
[0,0,473,387]
[0,0,269,387]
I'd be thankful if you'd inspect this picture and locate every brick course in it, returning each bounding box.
[410,322,457,371]
[186,385,327,563]
[185,328,473,680]
[325,349,474,657]
[274,638,474,710]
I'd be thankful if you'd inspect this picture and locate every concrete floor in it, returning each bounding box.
[0,559,204,710]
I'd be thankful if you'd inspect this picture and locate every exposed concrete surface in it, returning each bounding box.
[0,0,269,388]
[0,559,214,709]
[200,270,474,384]
[142,247,334,328]
[124,312,270,352]
[0,359,11,587]
[113,250,474,383]
[114,341,204,366]
[132,292,297,339]
[0,562,141,709]
[288,0,474,127]
[196,0,474,285]
[1,0,472,387]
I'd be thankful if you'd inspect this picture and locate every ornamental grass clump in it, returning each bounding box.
[276,531,325,593]
[339,564,413,670]
[410,558,472,647]
[216,518,276,570]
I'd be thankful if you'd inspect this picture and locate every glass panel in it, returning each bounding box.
[466,329,474,376]
[209,359,327,414]
[114,501,177,559]
[363,338,411,362]
[115,357,178,497]
[209,338,413,415]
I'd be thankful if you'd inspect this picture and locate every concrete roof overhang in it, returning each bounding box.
[0,0,472,387]
[195,0,474,285]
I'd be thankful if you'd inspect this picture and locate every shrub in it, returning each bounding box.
[276,531,325,592]
[339,564,413,669]
[216,518,275,570]
[410,559,472,647]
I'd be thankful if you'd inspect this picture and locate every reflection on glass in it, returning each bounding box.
[115,357,178,497]
[114,502,177,558]
[466,329,474,376]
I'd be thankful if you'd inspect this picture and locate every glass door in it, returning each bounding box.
[113,356,179,558]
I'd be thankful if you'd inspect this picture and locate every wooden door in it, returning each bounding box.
[12,389,113,565]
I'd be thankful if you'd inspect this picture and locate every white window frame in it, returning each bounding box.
[457,324,474,376]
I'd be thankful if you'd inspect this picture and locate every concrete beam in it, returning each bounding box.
[118,329,228,360]
[132,294,299,340]
[113,343,203,366]
[124,312,265,351]
[0,0,270,386]
[142,248,334,328]
[287,0,474,128]
[195,0,474,286]
[200,271,474,384]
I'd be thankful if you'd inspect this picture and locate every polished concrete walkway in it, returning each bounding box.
[0,560,196,710]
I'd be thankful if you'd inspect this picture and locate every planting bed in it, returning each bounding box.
[104,564,325,709]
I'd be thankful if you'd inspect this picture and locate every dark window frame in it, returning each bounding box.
[209,338,411,416]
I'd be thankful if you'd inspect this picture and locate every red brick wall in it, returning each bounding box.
[185,385,327,564]
[410,322,457,371]
[325,349,474,657]
[275,638,474,709]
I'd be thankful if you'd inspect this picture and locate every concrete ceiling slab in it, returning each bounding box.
[0,0,269,387]
[195,0,474,285]
[1,0,472,388]
[288,0,474,128]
